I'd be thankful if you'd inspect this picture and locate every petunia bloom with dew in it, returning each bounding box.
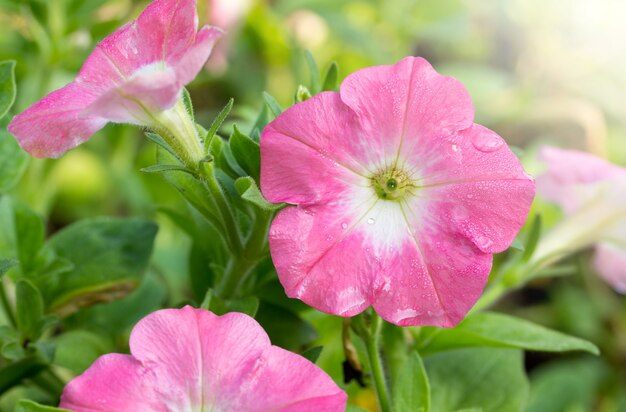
[8,0,221,164]
[534,146,626,292]
[60,306,347,411]
[260,57,535,327]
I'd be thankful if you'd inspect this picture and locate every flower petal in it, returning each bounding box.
[84,65,180,124]
[59,354,163,412]
[136,0,199,63]
[339,56,474,169]
[594,242,626,293]
[226,346,347,411]
[173,26,223,85]
[371,207,492,327]
[7,83,106,158]
[269,191,380,316]
[537,146,626,213]
[261,92,370,205]
[128,307,270,409]
[417,124,535,253]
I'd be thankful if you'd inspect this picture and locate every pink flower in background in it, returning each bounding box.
[8,0,222,158]
[536,146,626,292]
[60,306,346,411]
[261,57,535,327]
[206,0,252,73]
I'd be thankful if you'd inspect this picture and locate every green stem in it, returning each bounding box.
[214,255,257,298]
[0,279,16,328]
[363,313,392,412]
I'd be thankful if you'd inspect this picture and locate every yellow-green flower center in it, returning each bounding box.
[371,168,413,201]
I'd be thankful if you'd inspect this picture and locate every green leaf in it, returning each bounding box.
[38,217,158,317]
[140,164,197,176]
[419,312,599,355]
[181,87,194,123]
[0,130,29,193]
[322,61,339,91]
[300,346,323,364]
[0,259,16,277]
[294,85,312,102]
[235,177,284,211]
[144,131,180,161]
[522,214,542,262]
[14,400,71,412]
[201,289,260,317]
[229,125,260,181]
[263,92,283,118]
[205,98,234,152]
[393,351,430,412]
[0,351,50,394]
[53,330,114,375]
[345,406,369,412]
[0,61,16,119]
[425,348,528,412]
[11,198,45,275]
[304,50,321,94]
[255,302,318,350]
[15,279,44,342]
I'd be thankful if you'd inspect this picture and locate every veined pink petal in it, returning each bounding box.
[9,0,221,158]
[339,56,474,170]
[594,242,626,294]
[136,0,198,63]
[60,354,164,412]
[60,307,346,411]
[262,56,534,327]
[173,26,223,85]
[84,64,180,125]
[7,83,106,158]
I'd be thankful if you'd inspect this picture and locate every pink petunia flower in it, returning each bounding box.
[535,146,626,292]
[260,57,535,327]
[60,306,347,411]
[8,0,221,163]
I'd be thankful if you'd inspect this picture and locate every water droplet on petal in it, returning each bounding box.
[451,144,459,152]
[367,218,375,225]
[341,222,348,229]
[471,129,504,152]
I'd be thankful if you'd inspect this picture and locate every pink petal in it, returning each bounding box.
[269,200,379,317]
[136,0,199,63]
[173,26,223,85]
[417,124,535,253]
[60,354,164,412]
[339,56,474,169]
[537,146,626,213]
[226,346,347,411]
[594,243,626,293]
[7,83,106,158]
[84,65,180,124]
[371,201,493,327]
[261,92,370,205]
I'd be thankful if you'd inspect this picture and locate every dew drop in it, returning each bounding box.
[451,144,459,152]
[471,129,504,152]
[341,222,348,229]
[367,218,375,225]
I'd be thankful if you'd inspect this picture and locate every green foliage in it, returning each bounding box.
[235,177,283,211]
[38,217,158,317]
[0,61,16,119]
[255,302,318,351]
[0,130,28,193]
[393,351,430,412]
[14,400,70,412]
[229,125,260,182]
[425,348,529,412]
[419,312,598,355]
[15,279,44,342]
[300,346,323,363]
[322,61,339,91]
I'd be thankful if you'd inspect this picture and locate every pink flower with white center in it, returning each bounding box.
[8,0,221,165]
[535,146,626,292]
[260,57,535,327]
[60,306,347,411]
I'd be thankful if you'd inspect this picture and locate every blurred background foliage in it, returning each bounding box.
[1,0,626,410]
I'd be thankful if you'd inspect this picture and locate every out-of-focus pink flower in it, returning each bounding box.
[536,146,626,292]
[206,0,252,73]
[9,0,222,159]
[260,57,535,327]
[60,306,347,411]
